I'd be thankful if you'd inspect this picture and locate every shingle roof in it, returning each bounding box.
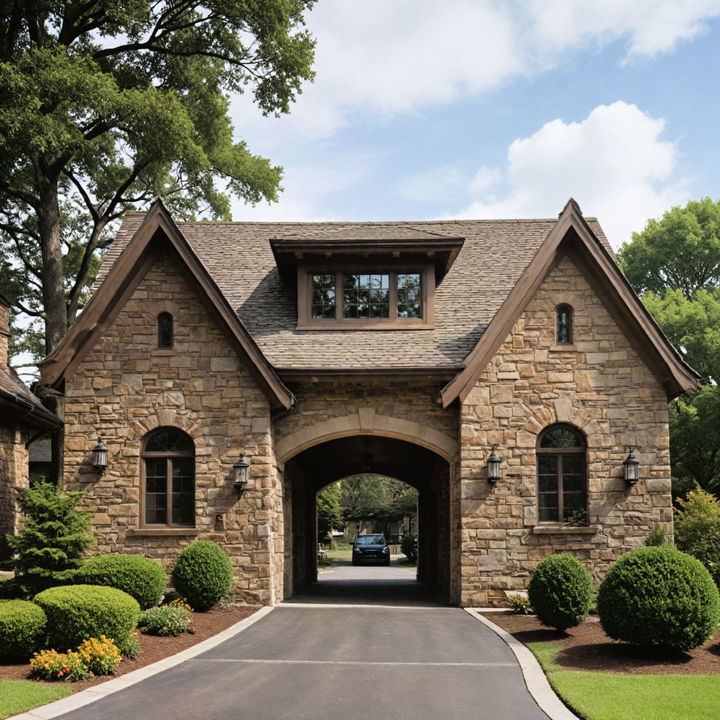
[0,365,62,429]
[98,213,610,370]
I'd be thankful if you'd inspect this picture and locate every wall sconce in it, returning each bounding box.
[91,438,108,474]
[233,453,250,494]
[487,444,502,484]
[623,448,639,486]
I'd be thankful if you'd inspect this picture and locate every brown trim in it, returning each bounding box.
[440,198,700,407]
[39,200,294,411]
[531,525,599,535]
[278,366,461,383]
[297,265,434,330]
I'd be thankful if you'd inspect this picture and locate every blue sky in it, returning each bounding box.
[227,1,720,249]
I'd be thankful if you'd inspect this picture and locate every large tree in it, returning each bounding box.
[618,198,720,496]
[0,0,315,356]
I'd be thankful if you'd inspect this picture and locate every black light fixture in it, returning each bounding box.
[623,448,640,486]
[487,444,502,484]
[91,438,108,474]
[233,454,250,493]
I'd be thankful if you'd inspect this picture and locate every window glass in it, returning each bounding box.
[343,273,389,318]
[539,425,584,449]
[397,273,422,318]
[311,274,336,319]
[145,458,168,525]
[157,313,173,348]
[145,429,194,453]
[556,305,572,344]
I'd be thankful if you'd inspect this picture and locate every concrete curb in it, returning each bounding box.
[464,608,579,720]
[8,605,274,720]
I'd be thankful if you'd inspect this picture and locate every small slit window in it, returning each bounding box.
[556,305,573,345]
[157,312,173,348]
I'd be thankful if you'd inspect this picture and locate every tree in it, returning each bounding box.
[317,483,343,545]
[618,198,720,496]
[340,475,418,535]
[0,1,316,356]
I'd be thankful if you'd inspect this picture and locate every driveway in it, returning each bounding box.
[55,565,549,720]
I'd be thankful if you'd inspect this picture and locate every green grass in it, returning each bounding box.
[527,641,720,720]
[0,680,73,719]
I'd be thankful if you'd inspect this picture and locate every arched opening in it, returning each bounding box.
[281,434,452,605]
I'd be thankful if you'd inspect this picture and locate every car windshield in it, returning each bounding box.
[355,535,385,545]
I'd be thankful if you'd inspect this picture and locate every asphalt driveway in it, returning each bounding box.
[55,566,549,720]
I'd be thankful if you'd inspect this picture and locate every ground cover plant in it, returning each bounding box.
[0,680,72,719]
[139,605,192,637]
[171,541,233,611]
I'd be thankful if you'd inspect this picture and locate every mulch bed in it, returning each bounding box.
[0,605,258,689]
[483,612,720,675]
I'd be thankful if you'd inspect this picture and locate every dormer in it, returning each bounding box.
[269,227,464,330]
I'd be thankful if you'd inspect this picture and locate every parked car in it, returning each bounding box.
[352,534,390,566]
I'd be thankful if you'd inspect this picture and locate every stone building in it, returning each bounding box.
[0,293,62,548]
[38,199,698,606]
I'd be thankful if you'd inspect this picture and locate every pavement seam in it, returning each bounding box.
[464,608,580,720]
[192,658,518,667]
[6,606,274,720]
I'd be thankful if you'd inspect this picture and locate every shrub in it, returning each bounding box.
[116,631,141,658]
[644,524,671,547]
[598,546,720,651]
[507,592,533,615]
[528,554,593,631]
[8,482,95,593]
[0,600,47,660]
[171,541,233,611]
[139,605,192,636]
[76,636,121,675]
[675,488,720,586]
[75,554,167,609]
[30,649,91,682]
[34,584,139,650]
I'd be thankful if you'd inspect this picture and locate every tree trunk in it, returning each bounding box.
[36,178,67,354]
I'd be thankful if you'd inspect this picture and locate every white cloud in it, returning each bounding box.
[454,102,688,247]
[468,167,503,195]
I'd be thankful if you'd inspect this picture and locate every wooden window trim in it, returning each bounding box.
[297,265,435,329]
[140,432,195,529]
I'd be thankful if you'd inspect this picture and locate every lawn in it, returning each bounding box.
[0,680,73,719]
[527,641,720,720]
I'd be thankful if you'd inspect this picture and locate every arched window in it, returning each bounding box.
[537,424,586,523]
[556,304,573,345]
[157,312,173,348]
[142,428,194,527]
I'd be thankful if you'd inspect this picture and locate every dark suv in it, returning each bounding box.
[352,534,390,566]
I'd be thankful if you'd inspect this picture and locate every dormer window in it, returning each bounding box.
[157,312,173,348]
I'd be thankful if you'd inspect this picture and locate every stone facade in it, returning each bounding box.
[458,255,671,606]
[0,426,29,539]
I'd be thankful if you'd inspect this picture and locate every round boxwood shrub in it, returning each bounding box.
[74,554,167,609]
[0,600,47,660]
[34,584,140,650]
[171,541,233,611]
[597,546,720,651]
[528,553,594,631]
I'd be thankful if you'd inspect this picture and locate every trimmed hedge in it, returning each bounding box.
[597,546,720,651]
[528,554,594,631]
[0,600,47,660]
[171,541,233,611]
[34,585,140,650]
[75,554,167,609]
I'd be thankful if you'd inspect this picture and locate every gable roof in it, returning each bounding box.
[439,199,700,406]
[40,200,293,411]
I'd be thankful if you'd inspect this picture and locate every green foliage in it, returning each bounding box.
[597,546,720,651]
[115,631,141,659]
[644,524,671,547]
[171,541,233,611]
[7,482,95,593]
[34,585,140,650]
[75,554,167,609]
[340,475,418,535]
[0,600,47,661]
[317,483,343,544]
[674,487,720,586]
[139,605,192,636]
[507,592,533,615]
[527,554,593,631]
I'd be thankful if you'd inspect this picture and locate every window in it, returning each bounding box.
[304,269,427,326]
[157,312,173,348]
[141,428,194,527]
[536,424,586,523]
[556,305,573,345]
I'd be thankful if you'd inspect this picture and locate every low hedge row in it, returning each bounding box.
[0,599,47,661]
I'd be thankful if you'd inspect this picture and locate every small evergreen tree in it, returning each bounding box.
[7,483,95,592]
[675,487,720,586]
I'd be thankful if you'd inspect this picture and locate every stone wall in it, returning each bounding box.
[0,425,28,541]
[62,251,280,604]
[459,254,672,606]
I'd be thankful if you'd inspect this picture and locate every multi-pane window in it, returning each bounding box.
[309,271,423,322]
[157,312,173,348]
[556,305,573,344]
[142,428,194,527]
[537,424,587,523]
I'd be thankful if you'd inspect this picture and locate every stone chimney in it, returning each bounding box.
[0,294,10,368]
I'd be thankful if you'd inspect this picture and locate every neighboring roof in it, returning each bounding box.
[40,201,293,411]
[96,211,610,371]
[0,366,62,430]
